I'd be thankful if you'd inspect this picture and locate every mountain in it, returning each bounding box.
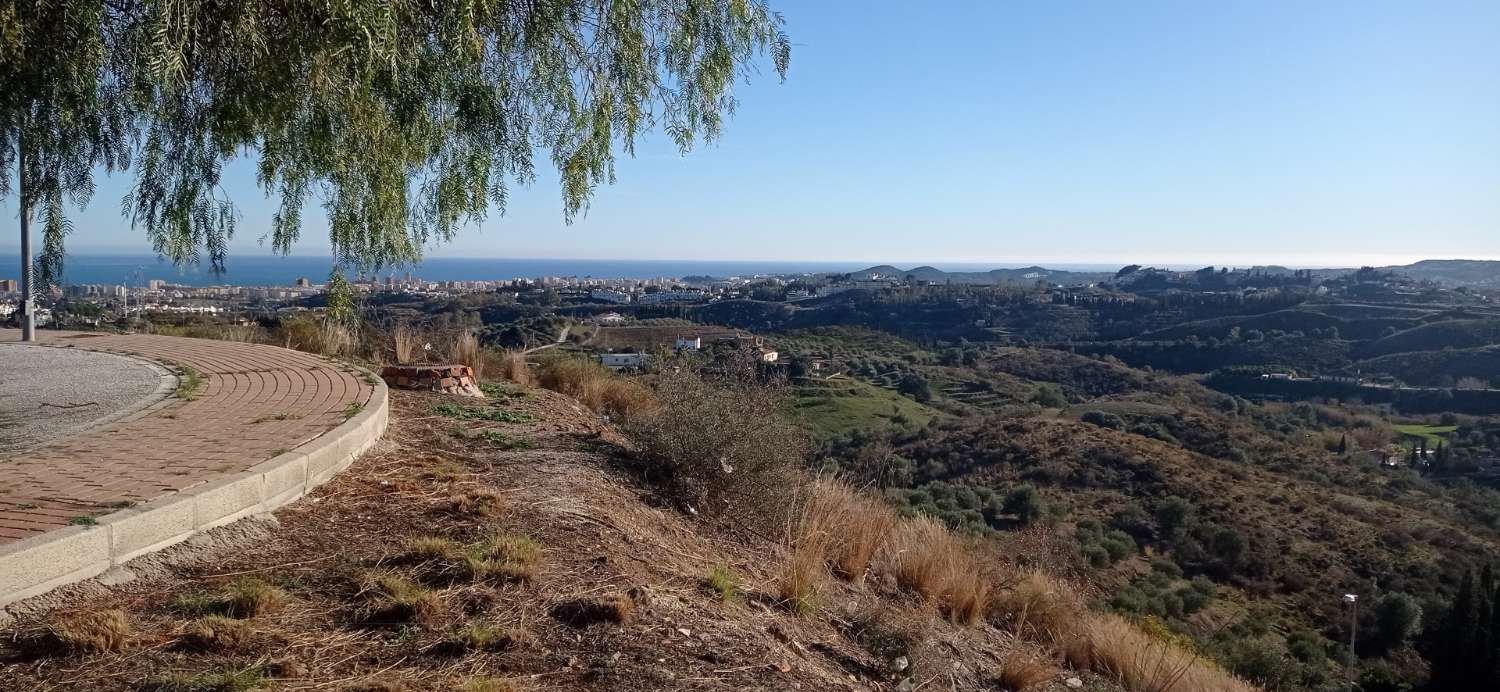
[848,264,1113,285]
[1379,259,1500,287]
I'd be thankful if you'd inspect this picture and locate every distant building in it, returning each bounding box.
[148,279,166,291]
[637,290,705,305]
[594,312,627,324]
[599,353,647,370]
[675,336,702,351]
[591,288,632,304]
[0,279,16,293]
[294,277,312,288]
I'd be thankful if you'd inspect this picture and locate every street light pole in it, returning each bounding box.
[1344,593,1359,659]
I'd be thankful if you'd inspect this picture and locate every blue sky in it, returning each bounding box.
[9,0,1500,267]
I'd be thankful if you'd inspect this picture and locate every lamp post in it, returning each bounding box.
[1343,593,1359,659]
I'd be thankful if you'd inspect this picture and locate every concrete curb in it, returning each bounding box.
[0,355,388,608]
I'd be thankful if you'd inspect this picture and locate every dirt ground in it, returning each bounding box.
[0,385,1109,691]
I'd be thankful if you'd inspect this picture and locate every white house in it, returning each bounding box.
[675,336,702,351]
[599,353,647,370]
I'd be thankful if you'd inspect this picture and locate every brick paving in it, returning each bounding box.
[0,330,376,544]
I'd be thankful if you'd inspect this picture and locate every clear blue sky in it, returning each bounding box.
[10,0,1500,267]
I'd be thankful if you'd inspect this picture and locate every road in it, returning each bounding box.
[524,325,571,354]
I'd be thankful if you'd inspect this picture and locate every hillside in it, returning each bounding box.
[0,378,1248,691]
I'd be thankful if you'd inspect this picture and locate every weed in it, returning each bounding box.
[15,502,37,509]
[252,413,297,424]
[462,532,543,582]
[452,428,534,449]
[442,621,532,653]
[361,571,441,623]
[344,402,365,419]
[175,365,203,400]
[171,593,223,617]
[420,460,465,482]
[150,666,267,692]
[992,652,1057,691]
[705,564,741,603]
[433,402,532,423]
[403,536,460,561]
[69,515,98,526]
[461,678,526,692]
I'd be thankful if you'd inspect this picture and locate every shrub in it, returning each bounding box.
[989,570,1087,642]
[360,571,441,623]
[883,517,991,623]
[1066,613,1256,692]
[537,357,656,419]
[623,362,804,519]
[993,651,1058,691]
[1082,410,1125,430]
[1372,591,1422,653]
[1002,485,1045,525]
[809,480,896,582]
[1030,384,1069,408]
[223,578,287,618]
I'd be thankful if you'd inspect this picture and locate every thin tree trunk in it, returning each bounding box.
[18,129,34,341]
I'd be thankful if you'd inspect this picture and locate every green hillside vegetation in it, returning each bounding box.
[1360,319,1500,358]
[1394,424,1458,444]
[791,377,937,439]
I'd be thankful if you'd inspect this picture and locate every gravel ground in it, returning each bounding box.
[0,344,173,456]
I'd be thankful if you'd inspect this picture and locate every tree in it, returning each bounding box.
[1372,592,1422,653]
[1337,434,1348,455]
[1,0,134,340]
[1002,484,1044,525]
[5,1,791,336]
[897,373,932,403]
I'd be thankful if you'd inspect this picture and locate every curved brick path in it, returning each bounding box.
[0,330,376,544]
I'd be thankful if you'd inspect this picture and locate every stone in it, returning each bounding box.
[1065,677,1084,688]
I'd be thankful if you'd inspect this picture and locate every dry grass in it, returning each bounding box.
[808,480,895,583]
[993,651,1058,691]
[443,621,532,653]
[493,350,532,386]
[460,677,527,692]
[223,578,287,618]
[360,571,442,624]
[537,358,657,420]
[403,535,460,561]
[462,532,543,582]
[988,570,1087,642]
[451,332,483,379]
[40,609,131,653]
[179,616,253,651]
[705,564,741,603]
[881,517,991,624]
[1063,614,1254,692]
[448,488,504,517]
[393,324,421,364]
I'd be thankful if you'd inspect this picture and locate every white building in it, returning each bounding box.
[591,289,632,304]
[599,353,647,370]
[674,336,702,351]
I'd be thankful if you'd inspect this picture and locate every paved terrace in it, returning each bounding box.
[0,330,378,545]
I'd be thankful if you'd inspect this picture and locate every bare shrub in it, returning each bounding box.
[622,361,805,520]
[778,490,836,614]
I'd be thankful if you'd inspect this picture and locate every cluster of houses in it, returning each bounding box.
[597,331,779,371]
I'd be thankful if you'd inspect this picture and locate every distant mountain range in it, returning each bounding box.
[847,265,1113,285]
[846,259,1500,288]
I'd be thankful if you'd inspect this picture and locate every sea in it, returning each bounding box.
[0,254,1128,288]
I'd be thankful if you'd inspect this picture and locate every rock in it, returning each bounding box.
[896,678,915,691]
[892,656,910,672]
[1065,677,1084,688]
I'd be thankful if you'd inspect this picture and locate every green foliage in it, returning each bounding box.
[1371,592,1422,653]
[433,402,533,423]
[1081,410,1125,430]
[1029,383,1068,408]
[1001,484,1044,525]
[5,0,790,274]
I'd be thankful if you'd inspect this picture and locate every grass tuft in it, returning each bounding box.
[223,577,287,618]
[460,678,527,692]
[150,666,267,692]
[361,571,442,624]
[462,532,543,582]
[705,564,741,603]
[41,609,131,653]
[179,616,253,651]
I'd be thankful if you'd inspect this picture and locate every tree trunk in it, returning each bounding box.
[18,130,34,341]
